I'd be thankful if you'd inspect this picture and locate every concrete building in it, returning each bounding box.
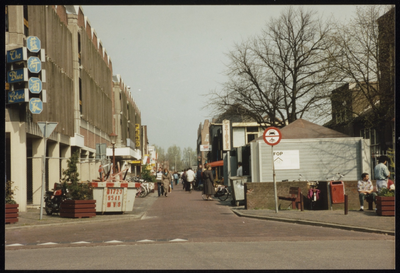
[5,5,143,211]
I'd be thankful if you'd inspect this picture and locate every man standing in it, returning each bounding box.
[186,167,195,193]
[357,173,376,211]
[237,162,243,176]
[156,167,163,197]
[374,155,390,192]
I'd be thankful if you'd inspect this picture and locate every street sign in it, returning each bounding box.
[263,127,282,146]
[37,122,58,138]
[200,145,212,151]
[29,98,43,114]
[7,68,28,83]
[27,36,41,53]
[28,77,42,93]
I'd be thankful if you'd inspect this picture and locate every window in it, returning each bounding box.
[247,134,257,143]
[79,79,82,113]
[23,5,28,36]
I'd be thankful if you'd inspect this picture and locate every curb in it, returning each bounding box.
[231,209,395,236]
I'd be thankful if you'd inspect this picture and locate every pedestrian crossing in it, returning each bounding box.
[5,238,189,247]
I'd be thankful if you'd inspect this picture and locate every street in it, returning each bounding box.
[5,186,395,270]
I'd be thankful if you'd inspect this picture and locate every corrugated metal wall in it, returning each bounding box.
[258,138,369,182]
[29,6,75,136]
[80,29,112,134]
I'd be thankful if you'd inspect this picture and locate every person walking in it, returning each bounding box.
[203,165,215,200]
[196,165,203,189]
[186,168,195,193]
[173,172,179,186]
[156,167,163,197]
[374,155,390,192]
[162,168,172,197]
[182,169,187,190]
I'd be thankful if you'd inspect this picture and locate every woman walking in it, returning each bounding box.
[162,168,172,197]
[202,165,215,200]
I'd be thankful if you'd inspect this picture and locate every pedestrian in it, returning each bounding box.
[98,164,103,180]
[202,165,215,200]
[186,167,195,193]
[173,172,179,185]
[162,168,172,197]
[357,173,376,211]
[182,169,187,190]
[156,167,163,197]
[374,155,390,192]
[196,165,203,189]
[237,162,243,176]
[169,171,174,190]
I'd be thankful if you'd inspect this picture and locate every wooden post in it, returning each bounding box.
[344,194,348,215]
[300,193,304,211]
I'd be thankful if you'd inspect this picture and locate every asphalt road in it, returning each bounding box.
[5,187,395,270]
[5,240,395,270]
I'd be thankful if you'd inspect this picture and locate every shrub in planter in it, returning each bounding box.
[60,151,96,218]
[376,188,395,216]
[5,180,19,224]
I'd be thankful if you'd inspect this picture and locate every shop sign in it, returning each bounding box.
[200,145,212,151]
[27,36,41,53]
[7,68,27,83]
[8,89,28,104]
[28,77,42,93]
[130,160,141,164]
[7,47,27,63]
[29,98,43,114]
[135,124,140,147]
[222,119,231,151]
[28,57,42,73]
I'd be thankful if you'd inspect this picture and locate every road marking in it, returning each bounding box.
[104,240,124,243]
[6,243,24,247]
[37,242,58,245]
[137,239,155,243]
[169,239,188,242]
[71,241,91,244]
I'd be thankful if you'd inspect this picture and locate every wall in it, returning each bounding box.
[256,138,371,182]
[244,181,376,210]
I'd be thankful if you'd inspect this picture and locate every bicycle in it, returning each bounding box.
[214,185,231,201]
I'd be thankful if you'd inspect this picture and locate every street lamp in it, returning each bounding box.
[109,132,118,175]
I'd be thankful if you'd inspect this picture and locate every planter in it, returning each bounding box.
[376,196,395,216]
[5,204,19,224]
[60,200,96,218]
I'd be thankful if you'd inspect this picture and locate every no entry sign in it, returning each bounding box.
[263,127,282,146]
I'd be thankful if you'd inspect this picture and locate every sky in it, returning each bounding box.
[80,5,361,151]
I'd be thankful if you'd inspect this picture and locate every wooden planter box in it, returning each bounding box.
[60,200,96,218]
[5,204,19,224]
[376,196,395,216]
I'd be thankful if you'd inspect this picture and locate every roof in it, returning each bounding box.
[254,119,349,141]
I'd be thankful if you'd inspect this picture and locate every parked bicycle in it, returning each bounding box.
[214,185,231,201]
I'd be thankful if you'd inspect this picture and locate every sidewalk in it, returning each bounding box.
[232,207,395,236]
[6,192,395,236]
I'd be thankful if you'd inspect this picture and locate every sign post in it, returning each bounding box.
[263,127,282,213]
[38,121,58,220]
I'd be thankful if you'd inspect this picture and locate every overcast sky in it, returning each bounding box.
[81,5,362,151]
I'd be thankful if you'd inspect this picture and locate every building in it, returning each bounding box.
[5,5,144,211]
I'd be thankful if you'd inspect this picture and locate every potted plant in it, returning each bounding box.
[376,187,395,216]
[5,180,19,224]
[60,151,96,218]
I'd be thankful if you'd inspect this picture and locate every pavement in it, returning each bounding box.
[6,189,395,236]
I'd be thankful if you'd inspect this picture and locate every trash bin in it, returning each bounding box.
[91,181,139,213]
[329,181,345,204]
[229,176,250,206]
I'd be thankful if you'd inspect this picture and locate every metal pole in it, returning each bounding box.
[39,122,47,220]
[112,143,116,177]
[272,145,278,213]
[227,151,231,187]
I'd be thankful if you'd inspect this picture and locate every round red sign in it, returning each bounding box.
[263,127,282,146]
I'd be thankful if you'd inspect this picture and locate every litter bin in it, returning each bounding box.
[229,176,250,206]
[91,181,139,213]
[329,181,345,204]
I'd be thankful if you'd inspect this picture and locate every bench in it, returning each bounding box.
[278,187,303,210]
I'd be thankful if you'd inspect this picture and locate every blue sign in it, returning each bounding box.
[28,57,41,73]
[27,36,41,53]
[29,98,43,114]
[7,47,27,63]
[8,89,26,104]
[7,68,26,83]
[28,77,42,93]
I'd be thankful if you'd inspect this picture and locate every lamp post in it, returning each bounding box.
[109,132,118,176]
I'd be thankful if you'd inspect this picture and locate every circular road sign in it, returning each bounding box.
[263,127,282,146]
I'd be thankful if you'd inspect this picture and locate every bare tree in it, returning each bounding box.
[328,5,394,150]
[166,145,181,171]
[207,7,338,128]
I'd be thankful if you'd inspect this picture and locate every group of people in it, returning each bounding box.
[153,164,217,200]
[357,155,394,211]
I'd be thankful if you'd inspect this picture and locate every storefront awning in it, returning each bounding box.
[207,160,224,167]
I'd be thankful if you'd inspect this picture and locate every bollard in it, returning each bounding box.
[344,194,348,215]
